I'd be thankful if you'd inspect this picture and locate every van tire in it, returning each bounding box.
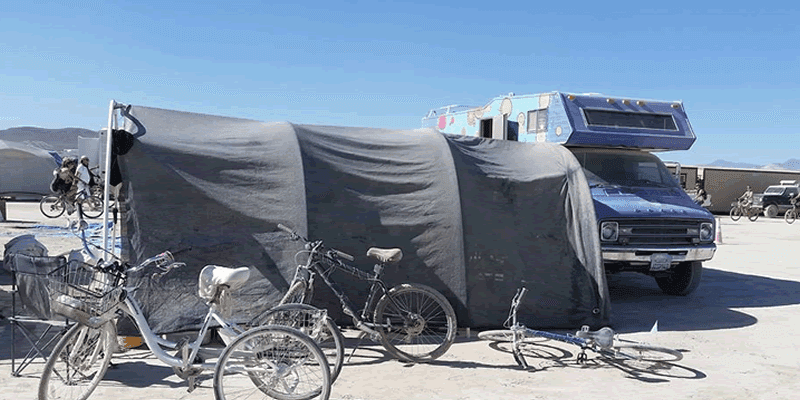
[764,204,778,218]
[656,261,702,296]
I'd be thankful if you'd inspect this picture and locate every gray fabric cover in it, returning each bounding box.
[117,105,610,333]
[4,236,64,320]
[0,140,56,197]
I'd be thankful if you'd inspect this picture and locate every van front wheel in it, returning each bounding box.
[764,204,778,218]
[656,261,703,296]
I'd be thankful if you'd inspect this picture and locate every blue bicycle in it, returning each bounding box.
[479,287,683,369]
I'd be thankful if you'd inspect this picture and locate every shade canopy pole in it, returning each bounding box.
[102,100,117,257]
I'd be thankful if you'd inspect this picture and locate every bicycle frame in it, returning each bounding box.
[507,288,590,349]
[113,257,288,380]
[304,250,399,338]
[118,291,240,371]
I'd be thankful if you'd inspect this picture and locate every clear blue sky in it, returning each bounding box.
[2,1,798,166]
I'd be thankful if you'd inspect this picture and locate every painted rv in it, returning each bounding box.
[423,92,716,295]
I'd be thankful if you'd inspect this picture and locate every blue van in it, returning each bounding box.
[424,92,716,295]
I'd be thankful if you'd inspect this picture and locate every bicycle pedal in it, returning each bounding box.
[187,375,197,393]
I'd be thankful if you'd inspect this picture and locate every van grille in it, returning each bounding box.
[614,219,704,246]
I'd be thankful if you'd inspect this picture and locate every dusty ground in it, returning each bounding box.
[2,201,800,400]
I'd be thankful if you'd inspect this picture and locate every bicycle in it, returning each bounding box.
[729,200,760,222]
[271,224,458,366]
[785,199,798,224]
[39,250,331,400]
[478,287,683,369]
[40,192,105,219]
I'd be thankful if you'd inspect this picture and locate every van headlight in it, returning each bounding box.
[600,221,618,242]
[699,222,714,242]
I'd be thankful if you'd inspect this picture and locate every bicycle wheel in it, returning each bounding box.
[280,279,313,305]
[786,209,797,224]
[214,325,331,400]
[729,206,742,221]
[80,196,104,219]
[605,343,683,362]
[477,329,515,342]
[40,195,66,218]
[373,283,457,362]
[257,303,344,384]
[38,321,116,400]
[747,208,760,222]
[477,330,547,344]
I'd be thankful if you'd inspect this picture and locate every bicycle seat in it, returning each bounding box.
[366,248,403,264]
[574,326,615,349]
[198,265,251,301]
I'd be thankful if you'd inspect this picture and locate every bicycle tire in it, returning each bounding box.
[40,195,66,218]
[604,343,683,362]
[730,206,742,221]
[38,321,116,400]
[257,303,345,384]
[786,209,797,224]
[477,329,515,342]
[747,208,760,222]
[477,329,548,344]
[280,279,313,306]
[80,196,104,219]
[373,283,457,363]
[213,324,331,400]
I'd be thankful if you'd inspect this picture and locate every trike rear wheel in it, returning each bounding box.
[256,303,344,384]
[214,325,331,400]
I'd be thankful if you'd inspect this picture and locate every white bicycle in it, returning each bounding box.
[39,250,331,400]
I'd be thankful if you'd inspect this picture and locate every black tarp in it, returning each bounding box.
[116,105,610,334]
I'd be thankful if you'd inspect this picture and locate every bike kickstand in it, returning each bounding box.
[345,331,368,363]
[577,348,588,364]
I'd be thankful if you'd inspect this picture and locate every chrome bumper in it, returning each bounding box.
[602,245,716,263]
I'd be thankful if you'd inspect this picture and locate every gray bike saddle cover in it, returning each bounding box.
[198,265,251,300]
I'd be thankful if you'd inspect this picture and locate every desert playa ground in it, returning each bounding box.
[2,201,800,400]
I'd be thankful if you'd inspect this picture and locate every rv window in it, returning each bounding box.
[526,109,548,134]
[583,109,678,131]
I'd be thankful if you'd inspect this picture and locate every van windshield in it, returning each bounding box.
[763,187,786,195]
[570,149,679,188]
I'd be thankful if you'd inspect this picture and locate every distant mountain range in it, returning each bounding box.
[700,159,800,171]
[0,126,98,152]
[1,127,799,172]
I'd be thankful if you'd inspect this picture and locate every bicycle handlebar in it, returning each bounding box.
[278,224,355,262]
[124,247,192,274]
[151,262,187,282]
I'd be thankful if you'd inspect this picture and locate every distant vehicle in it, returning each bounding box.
[667,165,800,215]
[753,181,800,218]
[424,92,716,296]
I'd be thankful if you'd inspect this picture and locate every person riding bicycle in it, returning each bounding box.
[50,157,82,214]
[50,158,75,195]
[739,186,754,207]
[694,183,708,206]
[74,155,92,202]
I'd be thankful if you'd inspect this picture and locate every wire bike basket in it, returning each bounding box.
[47,260,125,328]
